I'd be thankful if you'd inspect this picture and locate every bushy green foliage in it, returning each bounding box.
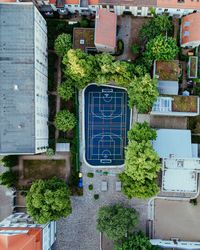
[87,172,94,178]
[54,33,72,57]
[79,18,90,28]
[88,184,93,190]
[94,194,99,200]
[54,110,76,132]
[2,155,18,168]
[128,122,157,142]
[128,74,158,113]
[140,15,172,43]
[97,204,139,241]
[26,177,72,224]
[120,122,160,199]
[0,171,18,188]
[131,44,139,54]
[119,173,160,199]
[57,82,74,101]
[46,148,55,157]
[114,231,160,250]
[145,35,178,61]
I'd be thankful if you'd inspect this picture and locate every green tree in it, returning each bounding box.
[79,18,90,28]
[46,148,55,157]
[128,122,157,142]
[57,82,74,101]
[26,177,72,224]
[114,231,160,250]
[128,74,158,113]
[145,35,178,61]
[2,155,18,168]
[0,171,18,188]
[124,140,160,182]
[97,204,139,242]
[54,110,76,132]
[54,33,72,57]
[63,49,95,89]
[119,173,159,199]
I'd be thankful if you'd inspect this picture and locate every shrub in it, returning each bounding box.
[79,18,90,28]
[0,171,18,188]
[94,194,99,200]
[46,148,55,157]
[117,39,124,55]
[131,44,139,54]
[190,198,198,206]
[2,155,18,168]
[57,83,74,101]
[88,184,93,191]
[87,172,94,178]
[54,110,76,132]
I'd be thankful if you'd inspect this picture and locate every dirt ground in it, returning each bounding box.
[154,198,200,241]
[117,16,150,61]
[150,116,187,129]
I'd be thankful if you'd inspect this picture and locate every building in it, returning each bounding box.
[0,213,56,250]
[94,9,117,53]
[49,0,200,17]
[181,12,200,48]
[0,3,48,155]
[73,28,96,52]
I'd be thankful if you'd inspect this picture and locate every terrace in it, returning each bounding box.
[154,60,181,81]
[151,95,199,116]
[73,28,95,52]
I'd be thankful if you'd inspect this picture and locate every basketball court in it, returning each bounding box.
[84,84,131,166]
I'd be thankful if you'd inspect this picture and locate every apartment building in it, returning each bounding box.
[0,213,56,250]
[0,3,48,155]
[49,0,200,17]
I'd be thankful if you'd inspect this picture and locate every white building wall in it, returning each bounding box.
[155,7,199,17]
[42,221,56,250]
[34,7,48,154]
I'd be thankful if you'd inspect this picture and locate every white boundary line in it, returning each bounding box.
[82,83,133,168]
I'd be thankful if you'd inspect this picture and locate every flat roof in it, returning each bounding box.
[158,81,179,95]
[152,129,192,158]
[73,28,95,51]
[0,4,36,154]
[155,60,181,81]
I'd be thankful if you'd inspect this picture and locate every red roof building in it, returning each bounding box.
[94,8,117,53]
[181,12,200,48]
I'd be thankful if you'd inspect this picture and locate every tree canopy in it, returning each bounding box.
[140,15,172,44]
[119,122,160,199]
[26,177,72,224]
[127,74,158,113]
[54,110,76,132]
[96,204,139,241]
[2,155,18,168]
[144,35,179,61]
[54,33,72,57]
[0,170,18,188]
[57,81,74,101]
[114,231,160,250]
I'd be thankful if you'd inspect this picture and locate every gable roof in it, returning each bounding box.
[98,0,156,6]
[95,8,117,48]
[157,0,200,9]
[181,12,200,45]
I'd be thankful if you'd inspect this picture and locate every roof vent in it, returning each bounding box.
[14,85,18,91]
[80,39,85,45]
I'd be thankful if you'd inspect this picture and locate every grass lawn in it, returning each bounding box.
[23,160,66,180]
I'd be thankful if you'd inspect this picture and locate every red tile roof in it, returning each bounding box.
[157,0,200,9]
[181,12,200,45]
[0,0,16,2]
[95,8,117,48]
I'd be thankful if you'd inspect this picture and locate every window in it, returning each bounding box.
[184,21,190,27]
[137,12,141,16]
[102,5,106,8]
[125,6,130,10]
[109,5,114,9]
[75,4,78,7]
[184,31,190,36]
[137,7,142,10]
[68,4,71,7]
[177,0,185,2]
[177,9,180,11]
[164,8,168,12]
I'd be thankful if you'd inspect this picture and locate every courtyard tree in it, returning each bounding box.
[2,155,18,168]
[63,49,95,89]
[119,173,159,199]
[124,140,160,182]
[54,33,72,57]
[128,122,157,142]
[54,110,76,132]
[57,81,74,101]
[97,204,139,242]
[0,170,18,188]
[114,231,160,250]
[128,74,158,113]
[144,35,179,61]
[26,177,72,224]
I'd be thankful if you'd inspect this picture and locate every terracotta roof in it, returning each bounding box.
[95,8,117,48]
[98,0,156,6]
[181,12,200,45]
[49,0,79,5]
[0,0,16,2]
[89,0,98,4]
[0,228,42,250]
[157,0,200,9]
[65,0,79,4]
